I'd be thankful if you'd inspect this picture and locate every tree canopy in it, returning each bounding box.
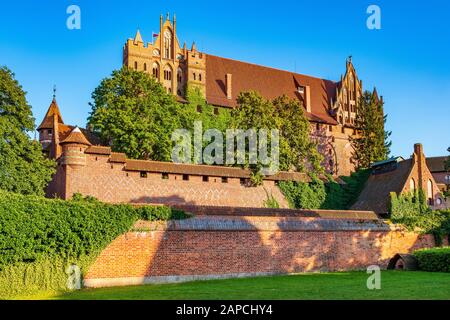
[88,69,324,179]
[0,67,55,195]
[351,90,391,169]
[231,91,323,180]
[88,67,194,161]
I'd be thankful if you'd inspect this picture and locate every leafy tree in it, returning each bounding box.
[351,91,391,169]
[185,85,232,134]
[88,67,192,161]
[272,95,323,173]
[0,66,55,195]
[231,91,281,182]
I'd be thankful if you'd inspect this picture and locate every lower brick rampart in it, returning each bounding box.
[84,215,437,288]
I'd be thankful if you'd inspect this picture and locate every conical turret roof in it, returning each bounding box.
[60,127,92,146]
[37,98,64,130]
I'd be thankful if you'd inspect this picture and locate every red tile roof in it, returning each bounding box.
[351,160,413,214]
[205,54,338,124]
[37,98,64,130]
[124,158,308,182]
[85,146,112,155]
[60,127,92,146]
[426,157,447,173]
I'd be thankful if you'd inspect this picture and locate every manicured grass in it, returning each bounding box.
[45,271,450,300]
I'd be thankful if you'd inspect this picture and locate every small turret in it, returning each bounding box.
[60,127,91,167]
[38,91,65,158]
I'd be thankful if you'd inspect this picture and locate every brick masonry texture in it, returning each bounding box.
[61,153,289,208]
[84,215,439,288]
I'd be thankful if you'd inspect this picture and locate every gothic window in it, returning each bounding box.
[410,178,415,192]
[152,62,160,78]
[163,30,173,59]
[427,179,433,203]
[199,73,202,81]
[163,66,172,81]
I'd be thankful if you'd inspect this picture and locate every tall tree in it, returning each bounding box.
[0,67,55,195]
[231,91,323,183]
[272,95,323,173]
[88,67,192,161]
[351,90,391,169]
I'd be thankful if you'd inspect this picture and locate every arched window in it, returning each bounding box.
[134,61,138,70]
[199,73,202,81]
[163,30,173,59]
[152,62,159,78]
[144,63,147,72]
[427,179,433,201]
[410,178,415,192]
[193,73,196,81]
[164,69,172,80]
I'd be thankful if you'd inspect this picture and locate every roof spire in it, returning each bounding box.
[134,30,143,44]
[53,85,57,100]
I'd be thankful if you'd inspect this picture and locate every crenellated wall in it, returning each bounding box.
[49,149,296,208]
[83,215,438,288]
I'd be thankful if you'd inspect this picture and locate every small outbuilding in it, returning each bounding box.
[387,254,418,271]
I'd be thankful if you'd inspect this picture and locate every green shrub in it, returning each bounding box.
[0,190,188,298]
[389,191,450,244]
[0,255,96,299]
[278,169,370,210]
[390,189,429,221]
[263,192,280,209]
[278,178,326,209]
[414,247,450,272]
[0,190,188,269]
[135,205,187,221]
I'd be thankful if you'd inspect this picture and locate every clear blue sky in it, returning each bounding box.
[0,0,449,158]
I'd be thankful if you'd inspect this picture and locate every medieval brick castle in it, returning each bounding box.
[122,14,368,177]
[37,14,448,213]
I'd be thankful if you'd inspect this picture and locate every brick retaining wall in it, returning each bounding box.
[84,215,437,288]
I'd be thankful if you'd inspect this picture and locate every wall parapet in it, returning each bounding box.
[132,215,390,232]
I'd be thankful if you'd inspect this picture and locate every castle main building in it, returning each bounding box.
[123,13,377,176]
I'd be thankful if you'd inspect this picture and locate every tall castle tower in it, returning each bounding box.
[123,13,206,98]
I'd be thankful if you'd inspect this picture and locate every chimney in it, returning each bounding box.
[305,85,311,113]
[226,73,232,100]
[414,143,425,190]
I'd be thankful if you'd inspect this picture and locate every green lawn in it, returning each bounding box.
[41,271,450,300]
